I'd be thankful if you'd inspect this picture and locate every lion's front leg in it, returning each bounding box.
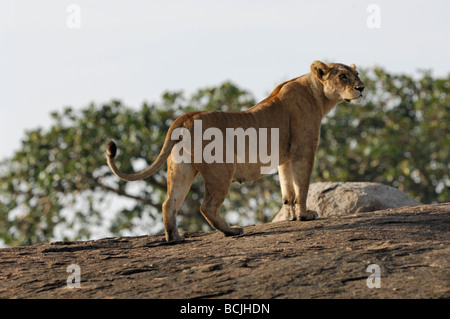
[277,161,296,221]
[291,151,319,221]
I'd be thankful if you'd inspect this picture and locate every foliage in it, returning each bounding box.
[314,68,449,204]
[0,83,276,246]
[1,69,448,246]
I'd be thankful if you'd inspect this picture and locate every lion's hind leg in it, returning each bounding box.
[200,175,243,237]
[162,157,198,243]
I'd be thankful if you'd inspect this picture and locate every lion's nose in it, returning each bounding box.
[355,86,365,93]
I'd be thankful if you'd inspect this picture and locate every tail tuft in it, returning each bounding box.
[106,140,117,158]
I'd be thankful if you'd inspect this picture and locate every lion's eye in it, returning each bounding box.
[339,74,348,80]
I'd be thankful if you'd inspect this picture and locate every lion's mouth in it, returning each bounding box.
[345,94,363,102]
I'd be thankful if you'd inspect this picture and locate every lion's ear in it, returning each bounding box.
[311,60,330,81]
[350,64,356,69]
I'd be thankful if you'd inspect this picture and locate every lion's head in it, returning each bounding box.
[311,60,365,104]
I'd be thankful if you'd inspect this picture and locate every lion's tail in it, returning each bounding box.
[106,115,190,182]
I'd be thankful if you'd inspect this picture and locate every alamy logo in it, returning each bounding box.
[366,4,381,29]
[67,264,81,288]
[171,120,279,174]
[66,4,81,29]
[366,264,381,288]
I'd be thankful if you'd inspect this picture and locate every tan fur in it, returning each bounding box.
[106,61,364,243]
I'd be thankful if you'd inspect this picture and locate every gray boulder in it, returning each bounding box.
[272,182,422,221]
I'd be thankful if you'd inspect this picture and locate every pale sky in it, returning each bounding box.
[1,0,449,160]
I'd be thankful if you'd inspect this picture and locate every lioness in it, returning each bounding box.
[106,61,364,243]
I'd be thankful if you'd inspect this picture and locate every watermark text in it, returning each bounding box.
[171,120,279,174]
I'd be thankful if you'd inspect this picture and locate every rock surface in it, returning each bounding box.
[273,182,422,221]
[0,203,448,299]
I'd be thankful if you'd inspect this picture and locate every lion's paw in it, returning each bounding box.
[225,227,244,236]
[300,210,319,221]
[166,233,186,244]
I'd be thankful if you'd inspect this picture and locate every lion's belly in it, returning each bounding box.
[232,164,266,184]
[231,149,289,184]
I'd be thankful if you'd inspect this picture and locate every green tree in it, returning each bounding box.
[315,68,449,203]
[1,69,449,247]
[0,82,278,246]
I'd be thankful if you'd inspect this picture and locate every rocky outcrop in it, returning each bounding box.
[273,182,422,222]
[0,203,448,300]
